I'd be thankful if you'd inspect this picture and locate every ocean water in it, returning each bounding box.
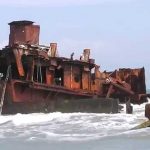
[0,101,150,150]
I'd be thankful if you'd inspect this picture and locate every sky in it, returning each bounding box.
[0,0,150,88]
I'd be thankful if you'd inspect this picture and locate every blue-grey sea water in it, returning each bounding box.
[0,100,150,150]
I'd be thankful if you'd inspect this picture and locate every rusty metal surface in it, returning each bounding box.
[64,65,72,88]
[7,79,95,103]
[9,20,40,46]
[13,48,26,77]
[102,68,147,103]
[0,20,148,115]
[1,42,147,104]
[82,71,90,90]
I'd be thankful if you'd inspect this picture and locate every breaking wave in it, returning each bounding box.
[0,99,149,142]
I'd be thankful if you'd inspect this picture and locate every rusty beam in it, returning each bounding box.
[111,82,134,95]
[13,48,25,76]
[106,84,114,98]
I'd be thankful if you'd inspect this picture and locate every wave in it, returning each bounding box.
[0,99,149,141]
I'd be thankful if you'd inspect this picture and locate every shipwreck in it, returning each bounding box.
[0,20,149,114]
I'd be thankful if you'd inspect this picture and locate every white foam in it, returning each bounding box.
[0,99,149,141]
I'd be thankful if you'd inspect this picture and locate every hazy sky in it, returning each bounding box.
[0,0,150,88]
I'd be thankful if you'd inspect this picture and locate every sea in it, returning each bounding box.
[0,100,150,150]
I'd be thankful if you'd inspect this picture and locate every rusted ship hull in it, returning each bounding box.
[1,79,119,114]
[0,20,148,114]
[2,98,119,114]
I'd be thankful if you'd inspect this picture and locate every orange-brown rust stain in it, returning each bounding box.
[117,68,146,94]
[64,65,81,90]
[82,71,90,90]
[9,24,40,46]
[64,65,71,88]
[95,68,103,93]
[14,84,46,102]
[25,25,40,45]
[72,65,81,89]
[46,68,54,85]
[118,69,132,82]
[13,49,25,77]
[9,25,26,46]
